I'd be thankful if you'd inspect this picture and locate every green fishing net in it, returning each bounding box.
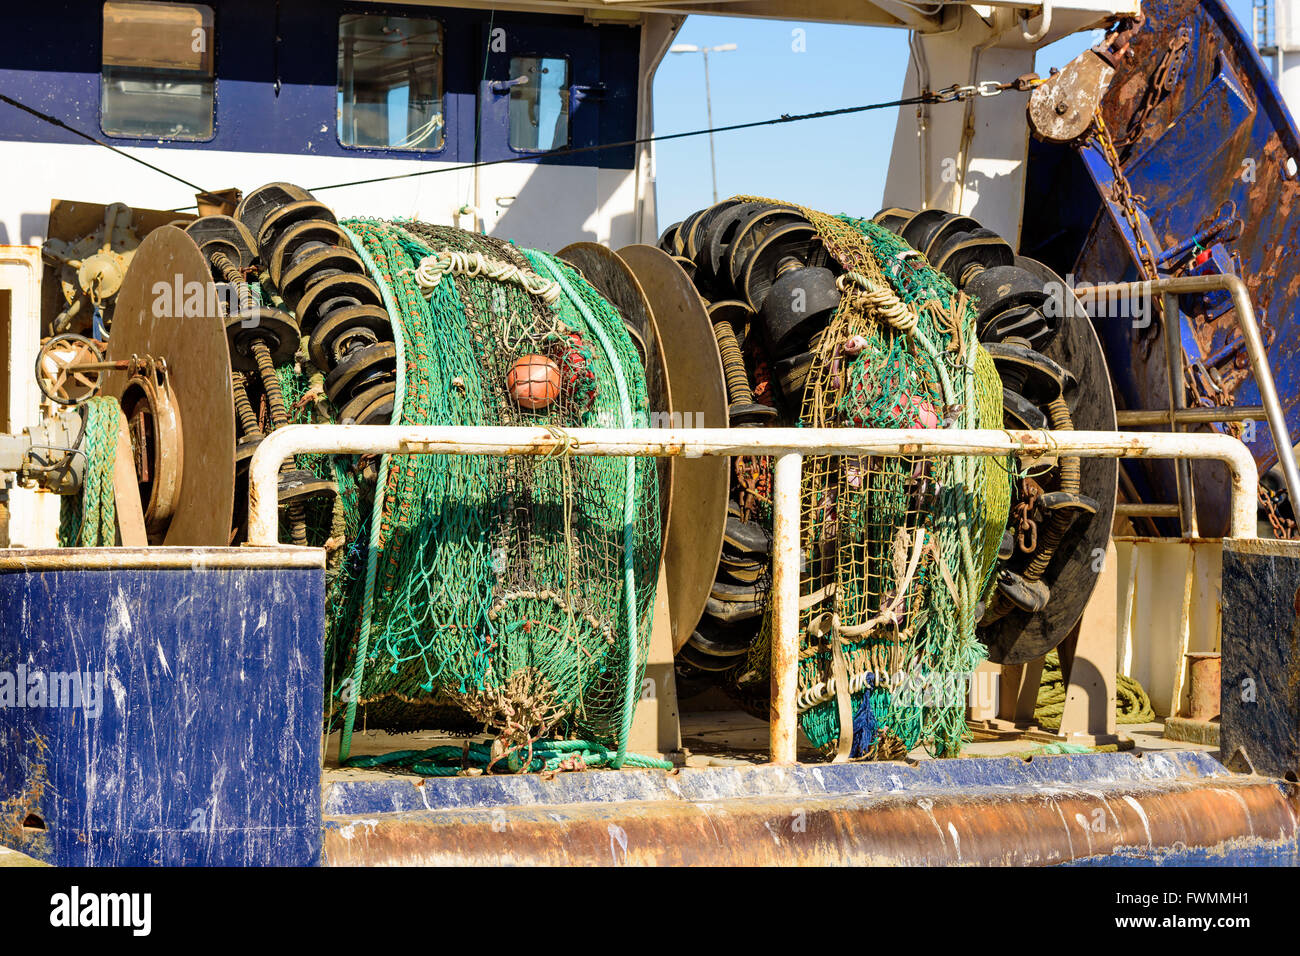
[277,220,660,765]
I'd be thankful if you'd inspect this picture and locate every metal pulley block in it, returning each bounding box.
[1028,47,1116,144]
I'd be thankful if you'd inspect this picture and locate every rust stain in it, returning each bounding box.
[0,735,48,850]
[323,776,1300,866]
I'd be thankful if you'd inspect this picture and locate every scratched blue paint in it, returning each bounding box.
[0,561,325,866]
[1023,0,1300,531]
[322,749,1238,815]
[321,750,1300,865]
[1069,842,1300,865]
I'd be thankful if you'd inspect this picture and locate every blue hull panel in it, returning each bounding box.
[0,559,325,866]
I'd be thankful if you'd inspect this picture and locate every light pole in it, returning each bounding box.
[670,42,737,203]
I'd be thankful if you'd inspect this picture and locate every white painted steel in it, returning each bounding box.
[247,423,1257,761]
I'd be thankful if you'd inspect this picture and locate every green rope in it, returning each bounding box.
[528,250,641,769]
[347,739,672,775]
[58,397,120,548]
[1033,648,1156,729]
[336,222,408,763]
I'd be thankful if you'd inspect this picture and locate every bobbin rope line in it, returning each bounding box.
[410,249,562,305]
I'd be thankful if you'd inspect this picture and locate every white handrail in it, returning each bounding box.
[247,424,1258,764]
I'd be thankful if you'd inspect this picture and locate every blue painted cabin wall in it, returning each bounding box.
[0,563,326,866]
[0,0,640,169]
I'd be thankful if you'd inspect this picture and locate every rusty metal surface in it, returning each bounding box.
[1059,0,1300,531]
[1030,49,1116,143]
[0,546,323,572]
[322,763,1300,866]
[103,226,236,546]
[615,245,729,653]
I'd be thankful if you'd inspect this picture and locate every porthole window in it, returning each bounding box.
[508,56,570,152]
[101,1,215,141]
[337,14,445,151]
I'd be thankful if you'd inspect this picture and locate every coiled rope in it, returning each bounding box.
[57,397,120,548]
[411,249,562,305]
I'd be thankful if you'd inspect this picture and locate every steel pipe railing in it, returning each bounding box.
[248,424,1258,765]
[1082,276,1298,521]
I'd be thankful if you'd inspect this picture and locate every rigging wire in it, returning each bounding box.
[299,94,941,197]
[0,92,213,195]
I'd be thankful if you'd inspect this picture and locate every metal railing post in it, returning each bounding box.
[246,424,1260,763]
[769,452,802,765]
[1162,290,1198,536]
[1086,275,1299,512]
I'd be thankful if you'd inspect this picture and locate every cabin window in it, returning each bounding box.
[337,15,445,151]
[508,56,570,152]
[100,1,215,141]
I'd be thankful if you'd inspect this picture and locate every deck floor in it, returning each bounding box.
[322,708,1218,781]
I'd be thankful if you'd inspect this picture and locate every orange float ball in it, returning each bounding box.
[506,354,562,409]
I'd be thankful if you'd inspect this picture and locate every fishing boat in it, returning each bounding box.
[0,0,1298,867]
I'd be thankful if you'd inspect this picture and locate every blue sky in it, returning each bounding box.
[651,0,1259,229]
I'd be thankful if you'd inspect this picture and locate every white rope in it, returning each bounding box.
[838,271,919,332]
[411,250,562,305]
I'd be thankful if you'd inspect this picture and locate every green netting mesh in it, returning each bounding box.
[282,221,663,770]
[743,208,1011,760]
